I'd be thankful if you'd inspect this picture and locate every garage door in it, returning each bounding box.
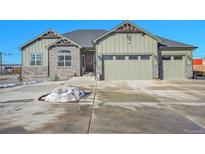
[103,55,153,80]
[162,55,185,80]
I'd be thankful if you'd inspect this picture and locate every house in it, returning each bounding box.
[192,59,205,77]
[20,21,197,80]
[0,64,21,75]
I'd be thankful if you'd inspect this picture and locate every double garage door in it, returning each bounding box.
[103,55,153,80]
[162,55,185,80]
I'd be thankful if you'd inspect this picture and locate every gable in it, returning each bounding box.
[113,22,143,33]
[94,21,161,44]
[47,37,81,48]
[39,31,61,39]
[20,30,62,50]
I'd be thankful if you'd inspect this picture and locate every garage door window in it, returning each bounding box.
[174,56,183,60]
[116,55,125,60]
[162,56,171,60]
[141,55,150,60]
[103,55,113,60]
[129,55,138,60]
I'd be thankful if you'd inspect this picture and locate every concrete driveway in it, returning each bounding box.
[1,77,205,133]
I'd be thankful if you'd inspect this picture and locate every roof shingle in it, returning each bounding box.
[63,29,197,49]
[63,30,108,48]
[158,36,197,49]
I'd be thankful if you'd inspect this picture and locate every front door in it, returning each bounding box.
[85,54,93,72]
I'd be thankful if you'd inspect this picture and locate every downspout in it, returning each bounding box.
[48,47,50,78]
[19,49,23,79]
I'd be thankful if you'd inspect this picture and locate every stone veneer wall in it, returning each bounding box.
[185,64,193,79]
[48,46,80,80]
[22,66,48,78]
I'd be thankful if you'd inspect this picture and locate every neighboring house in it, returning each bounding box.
[20,21,197,80]
[1,64,21,75]
[192,59,205,77]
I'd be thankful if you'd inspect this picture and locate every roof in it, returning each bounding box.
[93,21,161,43]
[20,21,197,50]
[158,36,197,49]
[63,28,196,49]
[63,30,108,48]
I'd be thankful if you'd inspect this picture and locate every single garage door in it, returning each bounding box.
[103,55,153,80]
[162,55,185,80]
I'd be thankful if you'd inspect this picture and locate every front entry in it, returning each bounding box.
[84,53,93,72]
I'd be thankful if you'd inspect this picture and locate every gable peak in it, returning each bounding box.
[40,30,61,39]
[114,21,142,33]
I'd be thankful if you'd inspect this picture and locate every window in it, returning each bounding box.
[30,53,42,66]
[36,54,42,65]
[141,55,150,60]
[103,55,113,60]
[58,55,71,66]
[174,56,183,60]
[116,55,125,60]
[162,56,171,60]
[129,55,138,60]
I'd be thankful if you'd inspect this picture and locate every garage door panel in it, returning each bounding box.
[163,60,172,80]
[104,60,114,80]
[115,61,128,80]
[103,55,153,80]
[163,56,185,80]
[128,61,139,80]
[173,60,185,79]
[139,61,152,80]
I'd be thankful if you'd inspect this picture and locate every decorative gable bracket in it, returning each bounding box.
[113,22,143,33]
[47,38,81,49]
[39,31,61,39]
[55,38,76,46]
[94,21,161,44]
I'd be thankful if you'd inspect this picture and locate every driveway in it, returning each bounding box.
[1,77,205,133]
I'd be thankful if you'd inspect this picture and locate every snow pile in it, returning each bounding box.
[0,81,38,89]
[23,81,37,85]
[44,87,85,103]
[0,83,16,88]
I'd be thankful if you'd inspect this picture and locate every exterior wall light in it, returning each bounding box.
[97,55,102,61]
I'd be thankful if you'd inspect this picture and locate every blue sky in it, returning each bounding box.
[0,20,204,64]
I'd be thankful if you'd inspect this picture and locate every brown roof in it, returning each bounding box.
[63,30,108,48]
[158,36,197,49]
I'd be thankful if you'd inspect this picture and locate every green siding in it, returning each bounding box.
[96,33,158,80]
[22,38,58,66]
[96,33,158,56]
